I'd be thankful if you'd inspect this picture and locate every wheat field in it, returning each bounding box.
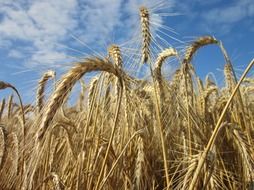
[0,5,254,190]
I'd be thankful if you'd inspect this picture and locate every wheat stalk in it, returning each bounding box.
[0,81,25,126]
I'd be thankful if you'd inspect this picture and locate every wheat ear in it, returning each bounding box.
[108,44,123,68]
[7,94,13,119]
[0,99,6,121]
[88,77,99,108]
[0,125,5,167]
[36,70,56,112]
[134,136,148,190]
[183,36,218,64]
[154,48,178,100]
[154,48,178,81]
[0,133,19,189]
[139,6,151,64]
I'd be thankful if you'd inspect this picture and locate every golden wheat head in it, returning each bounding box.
[139,6,151,64]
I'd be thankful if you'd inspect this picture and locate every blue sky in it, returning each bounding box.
[0,0,253,102]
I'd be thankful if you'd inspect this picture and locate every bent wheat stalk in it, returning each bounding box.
[37,57,122,140]
[0,81,25,126]
[154,48,178,100]
[154,48,178,82]
[183,36,218,64]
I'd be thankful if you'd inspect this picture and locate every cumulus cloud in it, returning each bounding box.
[0,0,78,67]
[8,49,25,59]
[0,0,173,70]
[75,0,123,45]
[203,0,254,24]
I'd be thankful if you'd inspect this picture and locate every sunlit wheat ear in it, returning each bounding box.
[102,73,113,119]
[183,36,218,64]
[51,172,64,190]
[224,63,235,92]
[108,44,123,98]
[37,57,121,141]
[196,77,204,95]
[0,132,19,189]
[108,44,123,69]
[88,77,98,108]
[202,86,218,115]
[139,6,151,64]
[205,75,216,89]
[36,70,56,113]
[171,69,181,90]
[154,48,178,81]
[181,154,199,189]
[0,125,5,167]
[0,99,6,120]
[7,94,13,119]
[77,80,86,111]
[134,136,147,190]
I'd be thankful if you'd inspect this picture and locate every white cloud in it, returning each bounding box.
[75,0,123,45]
[8,49,25,59]
[203,0,254,24]
[0,0,78,67]
[29,49,74,65]
[0,0,174,69]
[0,39,12,48]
